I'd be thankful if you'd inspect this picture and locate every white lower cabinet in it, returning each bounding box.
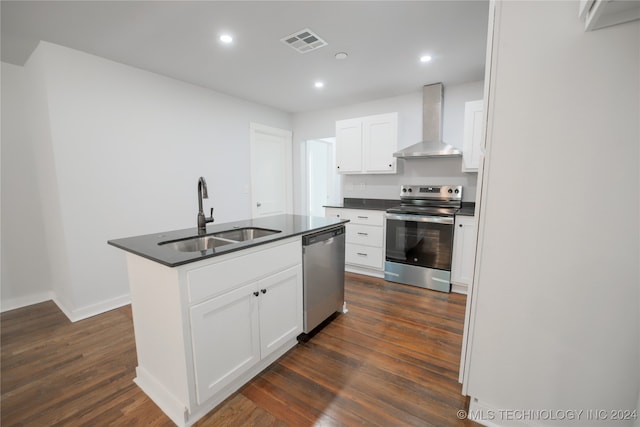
[190,282,260,405]
[257,266,303,357]
[190,265,302,405]
[125,238,303,427]
[325,207,385,277]
[451,215,477,294]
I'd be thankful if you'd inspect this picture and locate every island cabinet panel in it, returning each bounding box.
[124,237,303,427]
[186,239,301,304]
[190,282,260,405]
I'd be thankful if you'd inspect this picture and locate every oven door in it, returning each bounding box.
[385,213,454,271]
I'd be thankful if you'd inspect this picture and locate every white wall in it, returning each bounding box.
[1,62,54,309]
[467,2,639,425]
[1,42,291,319]
[292,81,483,208]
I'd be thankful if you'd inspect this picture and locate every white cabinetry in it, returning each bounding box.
[451,215,477,294]
[325,208,385,277]
[125,238,302,427]
[190,282,260,404]
[336,113,398,174]
[462,100,483,173]
[579,0,640,31]
[190,265,301,405]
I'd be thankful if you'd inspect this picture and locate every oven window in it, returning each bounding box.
[386,218,454,271]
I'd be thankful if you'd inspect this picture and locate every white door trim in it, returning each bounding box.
[249,123,293,218]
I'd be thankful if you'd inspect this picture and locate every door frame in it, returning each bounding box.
[249,123,293,218]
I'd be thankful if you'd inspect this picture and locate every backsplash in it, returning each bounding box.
[342,157,478,202]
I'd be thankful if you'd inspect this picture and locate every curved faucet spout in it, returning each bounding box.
[197,177,214,235]
[198,177,208,212]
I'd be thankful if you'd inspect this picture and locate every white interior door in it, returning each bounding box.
[306,138,337,217]
[250,123,293,218]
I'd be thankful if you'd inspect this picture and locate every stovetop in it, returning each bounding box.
[386,184,463,217]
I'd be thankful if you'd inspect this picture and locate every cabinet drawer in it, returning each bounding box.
[324,208,349,220]
[346,224,383,247]
[345,244,383,269]
[348,210,384,226]
[187,240,301,304]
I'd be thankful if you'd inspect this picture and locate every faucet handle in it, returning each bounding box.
[209,207,214,222]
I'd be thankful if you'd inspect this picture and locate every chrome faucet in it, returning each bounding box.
[197,177,214,235]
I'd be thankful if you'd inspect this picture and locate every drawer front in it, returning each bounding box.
[345,244,383,269]
[187,240,301,304]
[347,210,384,227]
[324,208,350,220]
[346,224,383,247]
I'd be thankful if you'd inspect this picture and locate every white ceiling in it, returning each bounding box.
[1,1,489,113]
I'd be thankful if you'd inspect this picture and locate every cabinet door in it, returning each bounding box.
[335,119,363,173]
[451,215,477,287]
[258,266,303,358]
[462,100,484,172]
[190,282,260,404]
[362,113,398,173]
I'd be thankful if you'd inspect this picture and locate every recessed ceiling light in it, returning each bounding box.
[219,34,233,44]
[335,52,348,60]
[420,55,432,63]
[314,81,324,89]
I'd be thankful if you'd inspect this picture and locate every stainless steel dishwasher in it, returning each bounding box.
[301,225,346,334]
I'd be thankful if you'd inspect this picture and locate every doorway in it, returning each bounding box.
[250,123,293,218]
[305,138,340,217]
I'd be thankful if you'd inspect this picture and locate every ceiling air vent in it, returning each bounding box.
[280,28,327,54]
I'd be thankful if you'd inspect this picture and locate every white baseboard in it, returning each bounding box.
[135,366,189,427]
[1,291,54,313]
[452,283,469,295]
[345,265,384,278]
[1,291,130,323]
[56,293,131,322]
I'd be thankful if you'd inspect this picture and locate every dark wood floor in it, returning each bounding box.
[1,273,478,426]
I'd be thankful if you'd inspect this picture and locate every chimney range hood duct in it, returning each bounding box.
[393,83,462,158]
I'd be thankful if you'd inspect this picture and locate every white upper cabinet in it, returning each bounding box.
[335,118,363,173]
[462,100,483,173]
[580,0,640,31]
[336,112,398,174]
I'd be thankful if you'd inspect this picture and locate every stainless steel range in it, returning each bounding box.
[384,185,462,292]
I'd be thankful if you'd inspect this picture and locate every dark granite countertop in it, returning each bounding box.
[108,214,349,268]
[324,198,400,211]
[457,202,476,216]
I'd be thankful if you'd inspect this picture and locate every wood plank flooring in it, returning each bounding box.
[1,273,478,426]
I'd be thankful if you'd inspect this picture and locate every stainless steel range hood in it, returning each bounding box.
[393,83,462,158]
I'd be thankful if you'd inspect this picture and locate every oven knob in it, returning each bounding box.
[448,189,453,193]
[402,188,407,192]
[454,189,459,194]
[408,188,413,192]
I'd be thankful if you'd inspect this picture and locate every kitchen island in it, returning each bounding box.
[108,214,348,427]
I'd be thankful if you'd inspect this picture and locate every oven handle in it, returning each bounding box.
[385,213,454,225]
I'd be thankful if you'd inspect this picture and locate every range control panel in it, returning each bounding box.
[399,185,462,201]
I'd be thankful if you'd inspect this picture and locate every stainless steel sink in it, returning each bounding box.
[211,227,280,241]
[160,236,235,252]
[159,227,281,252]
